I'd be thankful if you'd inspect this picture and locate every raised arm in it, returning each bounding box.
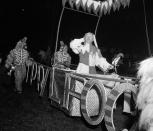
[5,50,14,69]
[70,38,84,54]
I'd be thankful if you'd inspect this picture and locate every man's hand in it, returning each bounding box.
[7,65,15,76]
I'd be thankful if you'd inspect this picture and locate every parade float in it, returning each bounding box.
[25,0,139,131]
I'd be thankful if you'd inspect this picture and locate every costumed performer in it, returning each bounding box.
[69,32,114,116]
[5,37,33,93]
[53,41,71,69]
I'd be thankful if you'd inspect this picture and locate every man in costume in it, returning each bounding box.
[53,41,71,69]
[70,32,114,116]
[5,37,32,93]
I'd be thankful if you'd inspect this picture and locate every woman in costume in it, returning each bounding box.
[5,37,32,93]
[70,32,113,74]
[70,32,114,116]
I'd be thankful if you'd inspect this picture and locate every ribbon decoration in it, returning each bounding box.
[103,1,108,15]
[86,0,93,13]
[36,64,50,96]
[30,62,38,85]
[93,1,101,15]
[39,68,50,96]
[26,61,52,96]
[81,0,88,11]
[26,64,30,83]
[37,65,44,92]
[107,0,112,14]
[62,0,130,16]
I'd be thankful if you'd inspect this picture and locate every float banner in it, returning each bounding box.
[62,0,130,16]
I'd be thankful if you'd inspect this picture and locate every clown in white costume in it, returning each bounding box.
[70,32,113,116]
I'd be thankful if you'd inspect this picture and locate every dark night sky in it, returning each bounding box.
[0,0,153,61]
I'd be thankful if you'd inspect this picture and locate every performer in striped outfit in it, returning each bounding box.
[54,41,71,68]
[5,37,32,93]
[70,32,114,116]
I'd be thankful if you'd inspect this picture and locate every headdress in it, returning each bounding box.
[15,37,27,49]
[84,32,98,48]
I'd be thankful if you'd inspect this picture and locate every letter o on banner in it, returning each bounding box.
[81,79,106,125]
[104,82,138,131]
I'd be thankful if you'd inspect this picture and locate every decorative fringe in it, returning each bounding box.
[63,0,130,16]
[37,65,43,91]
[26,64,30,83]
[30,63,37,84]
[40,68,50,96]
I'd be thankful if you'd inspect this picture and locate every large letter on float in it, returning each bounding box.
[63,73,84,110]
[104,82,137,131]
[81,79,106,125]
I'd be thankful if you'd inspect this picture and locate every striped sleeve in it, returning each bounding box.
[5,50,14,68]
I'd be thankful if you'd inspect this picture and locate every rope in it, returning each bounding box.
[94,16,101,36]
[142,0,152,56]
[51,6,65,96]
[53,7,65,64]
